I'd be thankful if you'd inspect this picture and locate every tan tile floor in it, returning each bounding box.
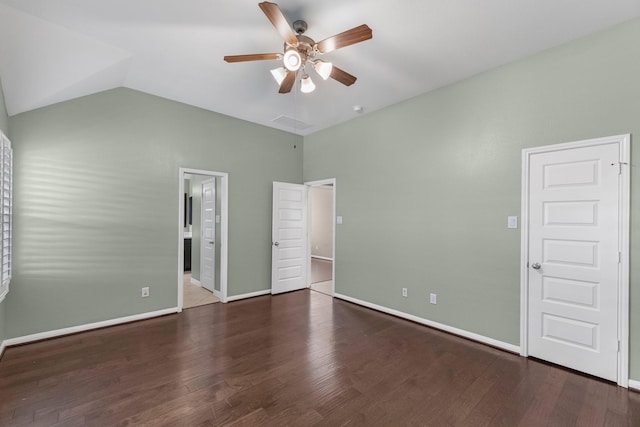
[183,273,220,309]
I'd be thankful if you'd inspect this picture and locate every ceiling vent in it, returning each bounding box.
[272,115,312,130]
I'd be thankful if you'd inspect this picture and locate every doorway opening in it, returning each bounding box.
[178,168,229,310]
[306,179,336,296]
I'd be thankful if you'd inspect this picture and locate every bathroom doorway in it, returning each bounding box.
[306,179,335,296]
[178,168,228,309]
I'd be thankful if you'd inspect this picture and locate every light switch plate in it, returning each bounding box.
[336,216,343,225]
[508,216,518,229]
[215,215,221,224]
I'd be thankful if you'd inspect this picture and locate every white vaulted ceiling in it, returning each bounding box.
[0,1,639,135]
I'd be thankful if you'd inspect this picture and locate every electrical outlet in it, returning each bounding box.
[430,293,437,304]
[141,287,150,298]
[402,288,408,297]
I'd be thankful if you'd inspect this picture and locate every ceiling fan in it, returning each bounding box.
[224,2,373,94]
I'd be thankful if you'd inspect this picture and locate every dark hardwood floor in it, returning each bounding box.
[1,290,638,426]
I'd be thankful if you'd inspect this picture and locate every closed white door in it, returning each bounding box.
[272,182,308,294]
[200,179,216,293]
[527,142,619,381]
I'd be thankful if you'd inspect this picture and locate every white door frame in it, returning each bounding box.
[178,168,229,308]
[519,134,630,387]
[305,178,337,294]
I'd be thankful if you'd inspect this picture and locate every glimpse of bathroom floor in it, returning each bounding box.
[183,273,219,309]
[310,280,333,296]
[310,258,333,296]
[310,258,332,283]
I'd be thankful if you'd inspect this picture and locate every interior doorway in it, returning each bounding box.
[306,179,336,296]
[179,168,229,310]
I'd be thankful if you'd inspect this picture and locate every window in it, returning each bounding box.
[0,131,12,302]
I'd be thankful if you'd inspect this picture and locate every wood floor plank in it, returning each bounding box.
[1,289,638,426]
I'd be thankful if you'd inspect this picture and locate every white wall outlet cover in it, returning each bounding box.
[215,215,221,223]
[508,216,518,229]
[336,216,343,224]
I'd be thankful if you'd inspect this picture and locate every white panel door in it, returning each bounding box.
[272,182,308,294]
[528,143,619,381]
[200,179,215,292]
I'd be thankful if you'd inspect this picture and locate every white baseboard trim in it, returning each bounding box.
[226,289,271,302]
[3,307,178,347]
[334,293,520,354]
[190,277,202,287]
[629,379,640,392]
[0,340,5,359]
[311,255,333,261]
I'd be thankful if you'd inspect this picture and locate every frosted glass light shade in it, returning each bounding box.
[283,49,302,71]
[313,60,333,80]
[270,67,287,85]
[300,74,315,93]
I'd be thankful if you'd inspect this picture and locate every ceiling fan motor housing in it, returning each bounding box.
[283,34,315,68]
[296,35,315,61]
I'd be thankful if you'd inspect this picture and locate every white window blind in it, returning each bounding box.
[0,132,12,302]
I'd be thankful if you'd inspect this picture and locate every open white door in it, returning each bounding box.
[272,182,308,294]
[200,178,215,293]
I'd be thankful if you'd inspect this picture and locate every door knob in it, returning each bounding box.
[209,241,214,244]
[531,262,541,270]
[274,241,280,246]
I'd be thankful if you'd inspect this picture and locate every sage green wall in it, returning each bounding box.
[0,81,7,135]
[304,19,640,378]
[0,80,8,346]
[7,87,302,338]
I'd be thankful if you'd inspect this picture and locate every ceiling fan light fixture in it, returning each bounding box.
[283,49,302,71]
[224,2,372,94]
[270,67,287,85]
[300,74,316,93]
[313,60,333,80]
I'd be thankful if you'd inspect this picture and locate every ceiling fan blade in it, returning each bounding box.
[224,53,282,63]
[279,70,297,93]
[259,2,298,46]
[330,66,357,86]
[315,24,372,54]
